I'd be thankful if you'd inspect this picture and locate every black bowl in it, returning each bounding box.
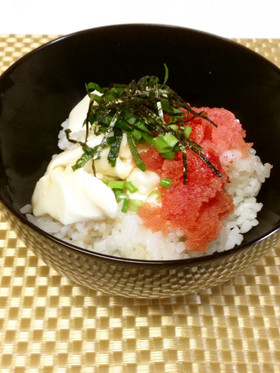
[0,24,279,298]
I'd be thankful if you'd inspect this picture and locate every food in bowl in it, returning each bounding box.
[22,67,272,260]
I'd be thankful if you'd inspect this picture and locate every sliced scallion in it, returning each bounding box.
[132,129,142,140]
[129,199,144,212]
[160,178,173,188]
[101,176,110,185]
[147,189,161,201]
[141,132,154,145]
[125,181,138,193]
[184,125,192,138]
[163,132,179,147]
[160,151,175,160]
[121,198,130,213]
[108,180,125,190]
[114,189,128,202]
[152,136,171,153]
[169,124,179,132]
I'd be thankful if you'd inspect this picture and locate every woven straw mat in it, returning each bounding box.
[0,35,279,373]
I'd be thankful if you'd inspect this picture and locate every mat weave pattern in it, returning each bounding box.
[0,35,280,373]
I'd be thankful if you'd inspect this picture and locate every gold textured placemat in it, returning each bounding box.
[0,35,280,373]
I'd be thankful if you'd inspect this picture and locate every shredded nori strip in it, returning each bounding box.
[69,65,222,183]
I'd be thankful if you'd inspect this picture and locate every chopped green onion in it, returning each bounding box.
[108,180,125,190]
[169,124,179,132]
[134,121,151,134]
[100,116,112,126]
[121,198,130,213]
[160,178,173,188]
[126,114,137,124]
[114,189,128,202]
[160,151,175,160]
[141,132,154,145]
[129,199,144,212]
[184,125,192,138]
[101,176,110,185]
[125,181,138,193]
[86,81,103,92]
[163,63,169,85]
[152,136,171,153]
[163,132,179,147]
[85,82,103,101]
[132,129,142,140]
[147,189,162,201]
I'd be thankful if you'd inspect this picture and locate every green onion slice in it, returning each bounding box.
[147,189,162,201]
[108,180,125,190]
[121,198,130,213]
[163,132,179,147]
[184,125,192,138]
[125,181,138,193]
[159,178,173,188]
[160,151,175,160]
[114,189,128,202]
[152,136,171,153]
[129,199,144,212]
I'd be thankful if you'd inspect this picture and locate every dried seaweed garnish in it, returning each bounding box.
[68,64,222,183]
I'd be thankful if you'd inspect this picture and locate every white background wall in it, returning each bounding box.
[0,0,279,38]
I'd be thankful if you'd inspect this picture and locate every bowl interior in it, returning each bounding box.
[0,24,279,253]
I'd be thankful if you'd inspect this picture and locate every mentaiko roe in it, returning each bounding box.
[138,107,252,252]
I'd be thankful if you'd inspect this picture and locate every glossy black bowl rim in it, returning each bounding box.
[1,23,279,266]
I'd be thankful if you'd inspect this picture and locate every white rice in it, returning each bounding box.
[23,121,271,260]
